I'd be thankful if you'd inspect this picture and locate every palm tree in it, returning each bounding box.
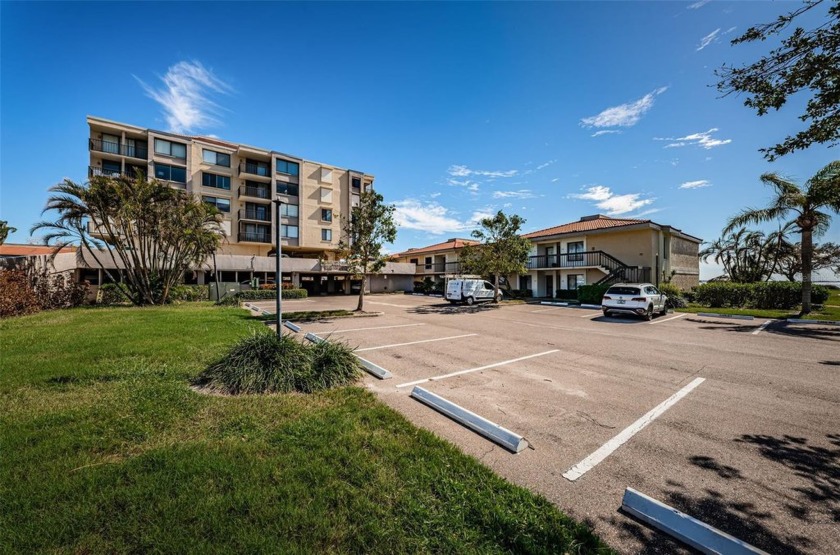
[724,161,840,314]
[700,226,789,283]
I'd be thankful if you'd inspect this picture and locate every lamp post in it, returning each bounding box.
[273,199,283,336]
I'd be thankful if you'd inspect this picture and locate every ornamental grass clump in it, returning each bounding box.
[195,330,361,394]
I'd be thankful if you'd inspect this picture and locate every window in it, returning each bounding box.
[320,167,333,183]
[203,196,230,213]
[276,159,299,176]
[154,138,187,159]
[322,229,332,242]
[276,182,299,196]
[281,224,299,239]
[202,172,231,190]
[321,208,332,222]
[567,274,585,290]
[102,134,120,154]
[425,256,432,270]
[242,180,271,199]
[244,203,270,221]
[409,258,418,264]
[202,149,231,167]
[281,204,299,218]
[567,241,584,262]
[320,187,333,203]
[154,163,186,183]
[352,177,361,189]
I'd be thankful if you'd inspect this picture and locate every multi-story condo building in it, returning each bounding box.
[393,238,480,285]
[83,116,413,295]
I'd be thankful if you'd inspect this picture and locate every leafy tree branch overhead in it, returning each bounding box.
[716,0,840,160]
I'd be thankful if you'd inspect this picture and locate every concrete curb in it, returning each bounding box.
[410,386,528,453]
[696,312,755,321]
[621,488,768,554]
[354,355,392,380]
[786,318,840,326]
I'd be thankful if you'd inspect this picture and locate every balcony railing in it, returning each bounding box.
[526,250,627,270]
[416,261,462,274]
[238,231,272,243]
[239,184,271,199]
[240,162,271,178]
[89,138,148,159]
[276,182,299,196]
[238,208,271,222]
[89,165,145,179]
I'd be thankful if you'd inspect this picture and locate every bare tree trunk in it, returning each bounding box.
[494,273,500,302]
[801,227,813,315]
[357,274,366,312]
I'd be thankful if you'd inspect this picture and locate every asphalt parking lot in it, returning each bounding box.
[250,294,840,554]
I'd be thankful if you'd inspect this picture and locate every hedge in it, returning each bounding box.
[576,284,610,305]
[98,283,209,304]
[238,288,308,300]
[695,281,829,309]
[506,289,533,299]
[554,289,578,301]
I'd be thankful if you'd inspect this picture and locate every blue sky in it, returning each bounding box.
[1,1,837,280]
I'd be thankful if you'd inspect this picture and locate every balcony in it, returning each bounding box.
[526,251,625,270]
[89,165,146,180]
[276,182,299,197]
[416,261,462,274]
[238,208,271,222]
[239,184,272,200]
[238,231,272,243]
[89,138,148,159]
[239,162,271,180]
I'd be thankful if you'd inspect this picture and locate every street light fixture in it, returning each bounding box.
[272,199,283,337]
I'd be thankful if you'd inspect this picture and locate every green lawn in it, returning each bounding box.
[0,303,610,554]
[678,289,840,321]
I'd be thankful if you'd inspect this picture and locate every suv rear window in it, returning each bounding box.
[606,287,641,295]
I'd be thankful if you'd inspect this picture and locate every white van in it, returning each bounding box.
[446,279,501,305]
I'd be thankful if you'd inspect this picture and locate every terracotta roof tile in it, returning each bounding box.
[395,238,480,257]
[522,216,649,239]
[0,244,77,256]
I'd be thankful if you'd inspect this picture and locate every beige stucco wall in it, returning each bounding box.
[585,229,658,269]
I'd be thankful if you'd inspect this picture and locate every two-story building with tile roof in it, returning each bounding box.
[517,215,701,296]
[392,238,481,286]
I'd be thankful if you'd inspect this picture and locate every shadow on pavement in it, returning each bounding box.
[406,303,500,315]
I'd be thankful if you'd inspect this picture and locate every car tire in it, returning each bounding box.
[659,304,668,316]
[644,304,654,321]
[602,309,609,317]
[465,296,475,306]
[493,294,502,303]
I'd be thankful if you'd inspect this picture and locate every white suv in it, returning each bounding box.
[601,283,668,320]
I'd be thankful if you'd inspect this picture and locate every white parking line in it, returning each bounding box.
[648,313,687,325]
[530,307,566,313]
[562,377,706,481]
[579,311,601,318]
[396,349,560,388]
[367,301,415,308]
[751,321,771,335]
[356,334,477,352]
[308,323,426,334]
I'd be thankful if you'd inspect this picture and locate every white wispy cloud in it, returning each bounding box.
[679,180,712,189]
[626,208,662,218]
[535,160,556,170]
[492,190,536,199]
[697,28,721,51]
[655,128,732,149]
[688,1,709,9]
[581,87,668,129]
[569,185,654,215]
[448,165,517,178]
[136,61,232,134]
[551,178,561,183]
[393,199,487,234]
[592,130,622,137]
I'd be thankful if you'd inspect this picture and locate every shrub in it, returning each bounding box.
[194,330,360,394]
[554,289,578,300]
[237,288,308,301]
[658,283,687,309]
[98,283,131,305]
[0,267,87,318]
[576,284,610,305]
[694,281,829,309]
[169,284,209,302]
[506,289,533,299]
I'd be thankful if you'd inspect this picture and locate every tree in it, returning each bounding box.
[338,190,397,312]
[31,174,224,305]
[459,211,532,301]
[700,227,788,283]
[776,240,840,281]
[724,161,840,314]
[716,0,840,161]
[0,220,16,245]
